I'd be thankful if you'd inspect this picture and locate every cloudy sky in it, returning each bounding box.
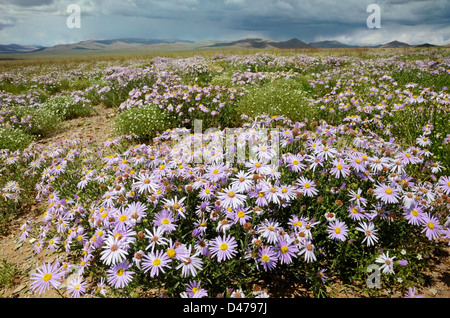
[0,0,449,46]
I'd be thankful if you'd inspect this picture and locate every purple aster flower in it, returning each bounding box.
[299,240,317,263]
[154,209,177,233]
[404,287,424,298]
[329,158,351,179]
[355,222,379,246]
[257,218,282,244]
[107,260,134,289]
[209,234,238,262]
[375,251,395,274]
[327,220,349,241]
[420,213,443,240]
[438,176,450,195]
[185,280,208,298]
[296,176,319,197]
[374,182,400,204]
[217,185,246,210]
[403,204,424,226]
[142,249,172,277]
[30,262,65,295]
[258,246,277,271]
[398,260,408,266]
[67,275,88,298]
[100,235,129,266]
[317,269,328,283]
[176,247,203,277]
[275,237,298,265]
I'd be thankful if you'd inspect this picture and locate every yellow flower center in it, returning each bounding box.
[213,169,219,174]
[411,209,419,217]
[153,259,161,266]
[42,273,52,282]
[162,218,170,225]
[220,243,228,251]
[292,160,299,165]
[228,191,235,198]
[167,249,176,258]
[304,182,311,189]
[427,222,435,229]
[280,246,289,254]
[261,254,270,262]
[117,269,124,277]
[336,164,343,170]
[335,227,341,234]
[119,215,127,222]
[385,188,393,195]
[237,211,245,218]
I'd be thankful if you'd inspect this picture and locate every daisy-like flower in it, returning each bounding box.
[154,210,177,233]
[348,205,366,221]
[210,234,238,262]
[299,240,317,263]
[245,159,271,175]
[317,269,328,283]
[258,246,277,271]
[162,196,187,218]
[329,158,351,179]
[296,177,319,197]
[67,275,88,298]
[100,235,128,266]
[176,246,203,277]
[132,173,158,194]
[185,280,208,298]
[275,237,298,265]
[327,220,348,241]
[30,262,65,295]
[145,226,169,251]
[404,287,424,298]
[107,260,134,289]
[420,213,443,241]
[355,222,379,246]
[403,204,424,226]
[374,183,400,204]
[348,188,367,207]
[142,249,172,277]
[324,211,337,222]
[438,176,450,195]
[229,170,253,192]
[217,186,246,210]
[286,154,306,172]
[375,251,395,274]
[258,218,282,244]
[232,206,252,226]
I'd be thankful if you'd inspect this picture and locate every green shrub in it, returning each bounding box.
[114,105,175,141]
[235,78,317,123]
[0,259,18,288]
[13,105,63,138]
[41,95,93,120]
[0,126,34,151]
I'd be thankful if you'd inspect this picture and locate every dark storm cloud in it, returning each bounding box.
[0,0,448,46]
[0,0,54,6]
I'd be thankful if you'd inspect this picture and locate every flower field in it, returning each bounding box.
[0,48,449,298]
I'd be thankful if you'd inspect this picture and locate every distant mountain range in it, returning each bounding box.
[0,38,443,54]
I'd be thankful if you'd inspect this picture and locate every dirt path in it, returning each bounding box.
[0,104,117,298]
[1,104,449,298]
